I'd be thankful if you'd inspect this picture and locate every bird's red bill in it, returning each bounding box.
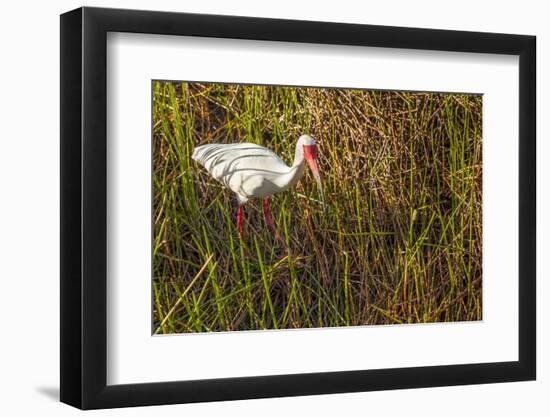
[303,144,325,210]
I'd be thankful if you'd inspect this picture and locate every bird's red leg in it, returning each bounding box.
[263,198,288,255]
[237,205,245,240]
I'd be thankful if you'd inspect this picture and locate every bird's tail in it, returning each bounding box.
[191,145,203,162]
[191,143,221,167]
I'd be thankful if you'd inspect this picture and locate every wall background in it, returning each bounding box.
[0,1,545,415]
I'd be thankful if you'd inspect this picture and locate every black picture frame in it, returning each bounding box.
[60,6,536,410]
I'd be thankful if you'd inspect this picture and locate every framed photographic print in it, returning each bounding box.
[60,6,536,409]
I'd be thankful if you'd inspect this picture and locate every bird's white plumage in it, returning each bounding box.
[192,142,306,204]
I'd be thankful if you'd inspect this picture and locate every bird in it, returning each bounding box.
[192,134,324,254]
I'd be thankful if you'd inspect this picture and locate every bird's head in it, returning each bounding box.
[298,135,325,210]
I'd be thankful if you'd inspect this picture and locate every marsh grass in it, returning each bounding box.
[152,81,482,334]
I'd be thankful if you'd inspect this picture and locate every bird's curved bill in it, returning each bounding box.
[303,145,325,210]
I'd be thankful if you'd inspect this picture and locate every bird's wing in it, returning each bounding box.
[192,143,291,199]
[193,143,289,177]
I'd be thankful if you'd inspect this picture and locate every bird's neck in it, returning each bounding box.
[274,144,307,190]
[271,141,307,190]
[293,143,305,168]
[274,164,304,192]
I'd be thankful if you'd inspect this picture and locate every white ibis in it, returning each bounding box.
[192,134,324,253]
